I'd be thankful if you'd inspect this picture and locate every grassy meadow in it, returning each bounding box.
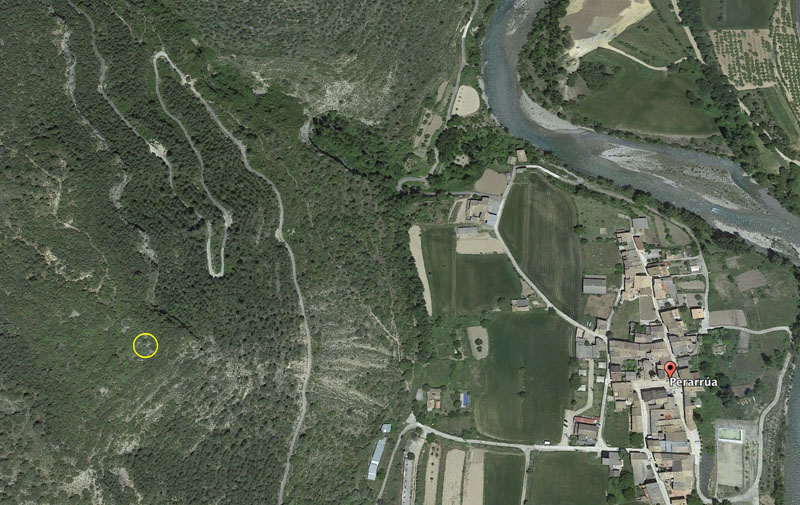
[574,49,717,136]
[474,311,572,443]
[500,174,582,318]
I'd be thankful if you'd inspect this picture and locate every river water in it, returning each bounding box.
[480,0,800,498]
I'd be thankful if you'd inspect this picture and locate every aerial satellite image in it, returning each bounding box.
[3,0,800,504]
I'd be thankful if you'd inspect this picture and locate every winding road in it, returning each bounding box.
[152,51,314,505]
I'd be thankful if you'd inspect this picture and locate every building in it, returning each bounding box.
[381,424,392,434]
[601,451,624,477]
[367,437,387,480]
[511,298,530,312]
[456,226,478,236]
[516,148,528,163]
[632,217,650,230]
[426,388,442,411]
[690,307,704,320]
[583,275,607,295]
[461,392,470,408]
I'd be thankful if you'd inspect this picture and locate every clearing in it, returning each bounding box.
[474,168,508,195]
[562,0,653,59]
[609,0,693,67]
[462,449,485,505]
[474,311,572,443]
[452,85,480,116]
[441,449,466,505]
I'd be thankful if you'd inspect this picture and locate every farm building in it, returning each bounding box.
[367,437,387,480]
[582,275,607,295]
[632,217,649,230]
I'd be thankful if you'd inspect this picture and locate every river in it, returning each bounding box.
[481,0,800,260]
[480,0,800,498]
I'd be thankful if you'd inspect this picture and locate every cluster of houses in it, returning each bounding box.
[604,217,706,503]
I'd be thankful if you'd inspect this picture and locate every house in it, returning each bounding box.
[460,392,470,408]
[583,275,607,295]
[690,307,704,320]
[426,389,442,411]
[511,298,530,312]
[381,424,392,434]
[632,217,650,230]
[601,451,624,477]
[367,437,387,480]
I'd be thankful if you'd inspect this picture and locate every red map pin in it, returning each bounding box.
[664,361,677,378]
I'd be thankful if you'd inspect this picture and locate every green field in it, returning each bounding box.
[485,452,525,505]
[610,0,692,67]
[475,311,572,443]
[500,175,582,317]
[574,49,717,135]
[609,299,639,340]
[707,249,800,329]
[421,226,521,316]
[700,0,778,29]
[573,194,630,241]
[603,407,634,448]
[529,452,607,505]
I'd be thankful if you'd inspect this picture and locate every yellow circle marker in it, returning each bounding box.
[133,333,159,359]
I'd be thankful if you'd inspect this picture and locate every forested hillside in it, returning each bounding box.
[0,1,438,503]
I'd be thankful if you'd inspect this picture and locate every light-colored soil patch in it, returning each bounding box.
[677,280,705,291]
[562,0,653,59]
[735,269,768,291]
[717,441,745,488]
[584,293,615,319]
[709,30,774,90]
[423,443,442,505]
[467,326,489,360]
[709,309,748,327]
[452,85,480,116]
[441,449,466,505]
[409,225,433,316]
[474,169,508,195]
[455,232,506,255]
[437,80,450,103]
[461,449,485,505]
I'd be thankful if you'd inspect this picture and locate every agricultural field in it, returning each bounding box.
[709,30,774,89]
[528,452,608,505]
[700,0,777,29]
[484,452,524,505]
[499,174,582,317]
[773,0,800,121]
[609,0,693,67]
[573,49,718,135]
[707,249,800,329]
[474,311,572,443]
[421,226,521,316]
